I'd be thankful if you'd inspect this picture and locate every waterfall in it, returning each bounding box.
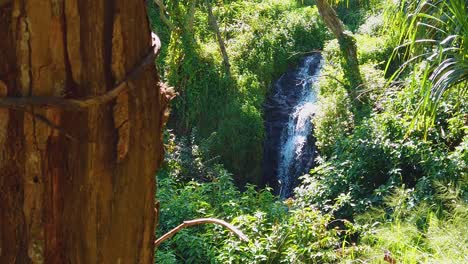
[263,54,322,198]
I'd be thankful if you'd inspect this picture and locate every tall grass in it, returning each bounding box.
[351,187,468,263]
[385,0,467,136]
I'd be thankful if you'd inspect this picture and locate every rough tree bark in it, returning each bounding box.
[0,1,170,263]
[316,0,363,94]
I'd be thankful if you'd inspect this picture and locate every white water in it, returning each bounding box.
[278,55,322,198]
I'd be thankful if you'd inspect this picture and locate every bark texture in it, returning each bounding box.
[316,0,363,92]
[0,1,168,263]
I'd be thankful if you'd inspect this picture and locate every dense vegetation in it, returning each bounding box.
[149,0,329,185]
[150,0,467,263]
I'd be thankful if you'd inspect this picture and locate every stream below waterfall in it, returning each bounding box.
[263,54,323,198]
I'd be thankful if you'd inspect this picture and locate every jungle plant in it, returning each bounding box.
[386,0,467,135]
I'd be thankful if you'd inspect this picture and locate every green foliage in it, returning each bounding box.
[352,189,468,263]
[310,85,466,217]
[149,1,329,184]
[157,131,465,263]
[152,1,467,263]
[385,0,468,134]
[313,55,354,157]
[304,15,466,264]
[333,0,384,32]
[355,34,392,67]
[156,132,287,263]
[156,132,357,263]
[309,2,467,219]
[217,207,348,263]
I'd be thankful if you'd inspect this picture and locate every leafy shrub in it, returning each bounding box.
[156,132,288,263]
[217,207,350,263]
[313,68,354,158]
[156,132,358,263]
[308,24,466,218]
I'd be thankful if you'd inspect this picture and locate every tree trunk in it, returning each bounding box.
[206,0,231,76]
[0,1,168,263]
[316,0,363,93]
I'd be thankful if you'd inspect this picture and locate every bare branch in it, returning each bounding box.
[154,218,249,248]
[0,46,158,111]
[154,0,176,31]
[206,0,231,75]
[322,74,347,88]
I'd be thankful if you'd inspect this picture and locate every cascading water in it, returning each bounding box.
[263,54,322,198]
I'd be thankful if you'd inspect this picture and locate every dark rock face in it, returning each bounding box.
[263,54,322,197]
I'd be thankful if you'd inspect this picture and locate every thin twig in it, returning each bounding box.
[287,50,322,59]
[0,46,158,111]
[154,218,249,248]
[322,74,347,88]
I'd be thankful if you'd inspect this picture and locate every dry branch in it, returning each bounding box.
[0,46,158,111]
[154,218,249,248]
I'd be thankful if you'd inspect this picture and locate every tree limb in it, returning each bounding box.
[206,0,231,76]
[186,0,197,31]
[154,0,176,31]
[0,46,158,111]
[316,0,363,97]
[154,218,249,248]
[315,0,345,39]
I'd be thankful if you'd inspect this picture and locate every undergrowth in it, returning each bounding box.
[153,0,467,263]
[155,132,467,263]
